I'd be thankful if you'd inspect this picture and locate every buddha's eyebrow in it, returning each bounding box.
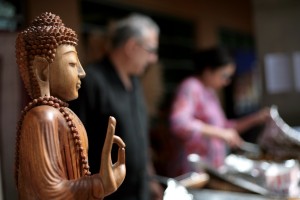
[63,50,77,55]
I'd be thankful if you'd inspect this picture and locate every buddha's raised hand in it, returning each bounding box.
[99,116,126,196]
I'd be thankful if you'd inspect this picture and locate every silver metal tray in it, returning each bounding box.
[188,153,299,199]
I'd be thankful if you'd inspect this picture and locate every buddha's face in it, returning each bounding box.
[49,45,86,101]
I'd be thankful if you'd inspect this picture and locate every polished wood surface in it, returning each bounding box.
[15,12,126,199]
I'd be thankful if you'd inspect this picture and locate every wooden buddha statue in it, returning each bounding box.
[15,12,126,199]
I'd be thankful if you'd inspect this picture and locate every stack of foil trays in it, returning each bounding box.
[259,105,300,160]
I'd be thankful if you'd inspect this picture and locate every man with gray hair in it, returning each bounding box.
[70,13,163,200]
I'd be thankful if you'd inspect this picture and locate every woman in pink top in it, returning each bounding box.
[169,46,269,176]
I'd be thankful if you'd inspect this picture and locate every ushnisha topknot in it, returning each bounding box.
[16,12,78,99]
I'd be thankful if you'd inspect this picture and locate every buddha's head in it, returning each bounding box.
[16,12,85,101]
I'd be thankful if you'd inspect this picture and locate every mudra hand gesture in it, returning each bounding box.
[100,116,126,196]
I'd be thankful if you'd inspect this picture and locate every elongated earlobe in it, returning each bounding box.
[32,56,50,96]
[33,56,49,81]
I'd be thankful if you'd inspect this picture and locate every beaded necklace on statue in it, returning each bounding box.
[15,95,91,187]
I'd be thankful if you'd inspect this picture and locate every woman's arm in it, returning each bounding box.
[234,107,270,134]
[170,80,242,147]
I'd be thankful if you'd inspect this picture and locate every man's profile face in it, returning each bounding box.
[49,45,86,101]
[130,28,159,75]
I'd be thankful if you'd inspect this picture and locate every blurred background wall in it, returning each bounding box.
[253,0,300,125]
[0,0,299,199]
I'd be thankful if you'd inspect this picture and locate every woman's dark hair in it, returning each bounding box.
[193,46,234,74]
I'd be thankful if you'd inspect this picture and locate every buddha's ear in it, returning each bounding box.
[33,56,49,82]
[32,56,50,96]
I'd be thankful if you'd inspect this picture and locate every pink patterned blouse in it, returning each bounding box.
[170,76,236,175]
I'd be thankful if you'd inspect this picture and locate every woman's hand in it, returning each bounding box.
[99,116,126,196]
[234,107,271,133]
[254,107,271,124]
[220,128,243,148]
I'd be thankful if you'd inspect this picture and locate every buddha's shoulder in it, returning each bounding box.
[24,105,63,121]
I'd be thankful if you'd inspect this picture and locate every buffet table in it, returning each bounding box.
[163,106,300,200]
[189,189,276,200]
